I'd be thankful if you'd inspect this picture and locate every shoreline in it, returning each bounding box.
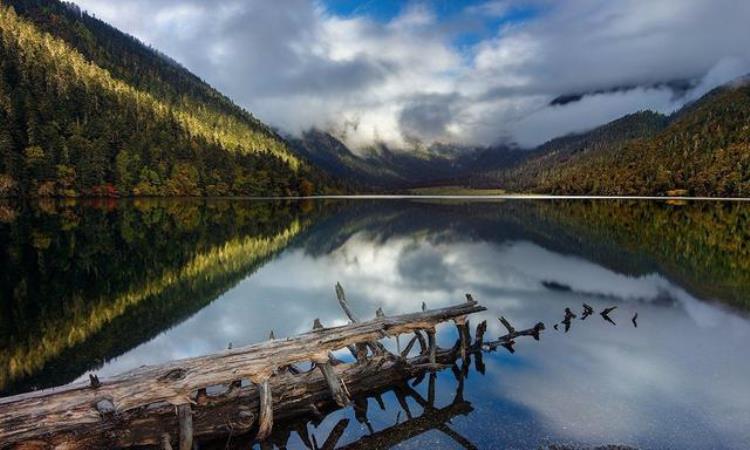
[2,194,750,202]
[294,194,750,202]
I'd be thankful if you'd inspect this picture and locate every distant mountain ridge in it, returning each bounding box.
[292,73,750,197]
[289,129,527,190]
[468,75,750,196]
[468,111,670,192]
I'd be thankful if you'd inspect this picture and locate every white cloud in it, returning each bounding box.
[72,0,750,150]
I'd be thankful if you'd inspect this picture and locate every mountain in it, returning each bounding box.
[288,129,404,189]
[290,129,528,190]
[468,76,750,196]
[0,0,341,197]
[469,111,669,192]
[289,74,750,197]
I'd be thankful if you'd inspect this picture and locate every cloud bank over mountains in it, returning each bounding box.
[73,0,750,150]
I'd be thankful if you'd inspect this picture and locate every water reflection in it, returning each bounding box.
[2,199,750,448]
[201,354,479,450]
[0,198,313,394]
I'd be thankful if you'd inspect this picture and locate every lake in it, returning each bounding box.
[1,198,749,449]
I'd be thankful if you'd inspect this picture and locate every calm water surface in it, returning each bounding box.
[1,198,749,449]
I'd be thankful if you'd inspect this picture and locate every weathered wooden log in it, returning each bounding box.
[335,282,358,322]
[0,301,484,447]
[177,404,192,450]
[499,316,516,334]
[314,354,349,407]
[334,282,388,355]
[427,328,437,366]
[205,314,543,447]
[255,378,273,441]
[159,345,478,447]
[161,433,173,450]
[311,319,341,367]
[214,365,474,450]
[455,316,469,360]
[474,320,487,349]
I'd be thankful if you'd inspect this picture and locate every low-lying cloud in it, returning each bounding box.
[73,0,750,151]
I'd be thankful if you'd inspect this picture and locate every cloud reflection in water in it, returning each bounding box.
[79,204,750,449]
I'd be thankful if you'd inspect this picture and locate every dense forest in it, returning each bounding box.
[468,80,750,196]
[469,111,669,192]
[288,129,405,189]
[0,1,343,197]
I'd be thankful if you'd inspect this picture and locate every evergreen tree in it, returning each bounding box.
[0,1,346,197]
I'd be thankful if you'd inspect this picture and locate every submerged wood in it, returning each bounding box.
[200,348,478,449]
[340,395,473,450]
[0,299,484,448]
[0,283,555,449]
[316,358,349,407]
[484,317,546,351]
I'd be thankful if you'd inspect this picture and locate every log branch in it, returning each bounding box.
[177,404,193,450]
[484,319,546,351]
[255,378,273,441]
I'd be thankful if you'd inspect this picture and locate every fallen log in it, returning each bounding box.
[0,297,484,448]
[2,338,475,448]
[199,347,479,449]
[0,288,561,449]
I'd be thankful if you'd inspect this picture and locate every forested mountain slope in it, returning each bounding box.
[0,1,338,197]
[288,129,405,189]
[290,128,529,190]
[471,78,750,196]
[469,111,669,192]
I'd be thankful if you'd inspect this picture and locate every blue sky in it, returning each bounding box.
[324,0,540,50]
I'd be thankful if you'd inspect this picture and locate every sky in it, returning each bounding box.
[71,0,750,151]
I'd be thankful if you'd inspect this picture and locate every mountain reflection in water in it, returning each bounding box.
[1,198,749,449]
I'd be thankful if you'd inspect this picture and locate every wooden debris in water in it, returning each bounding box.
[0,286,485,448]
[601,306,618,325]
[581,303,594,320]
[0,285,637,448]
